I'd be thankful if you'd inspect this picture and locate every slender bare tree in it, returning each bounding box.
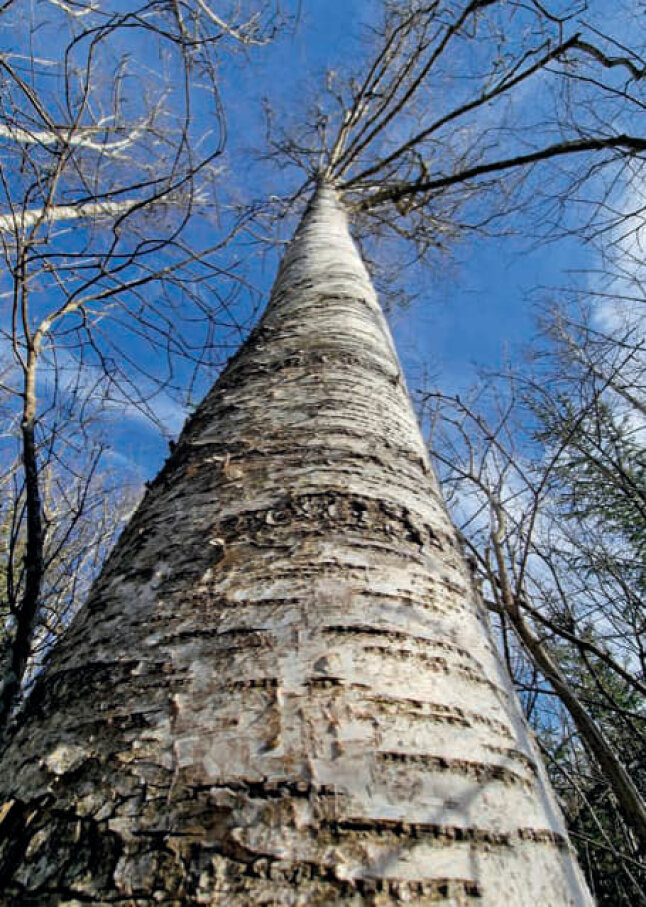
[1,352,140,691]
[422,293,646,890]
[0,0,293,727]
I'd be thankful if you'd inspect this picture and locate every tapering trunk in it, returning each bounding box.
[0,183,593,905]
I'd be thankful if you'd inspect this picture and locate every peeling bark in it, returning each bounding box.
[0,182,593,905]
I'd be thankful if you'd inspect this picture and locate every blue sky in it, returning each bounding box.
[117,0,602,472]
[0,0,637,486]
[122,0,596,455]
[213,0,636,396]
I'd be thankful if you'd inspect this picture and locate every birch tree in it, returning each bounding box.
[3,0,643,727]
[0,0,643,901]
[0,178,595,907]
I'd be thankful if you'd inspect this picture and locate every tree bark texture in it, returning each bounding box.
[0,183,593,905]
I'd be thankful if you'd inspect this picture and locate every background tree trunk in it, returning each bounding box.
[0,182,593,905]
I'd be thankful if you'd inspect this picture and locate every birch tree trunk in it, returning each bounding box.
[0,181,593,905]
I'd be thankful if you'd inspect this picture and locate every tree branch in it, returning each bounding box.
[352,134,646,211]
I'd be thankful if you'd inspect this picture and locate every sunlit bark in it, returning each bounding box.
[0,199,140,233]
[0,182,592,904]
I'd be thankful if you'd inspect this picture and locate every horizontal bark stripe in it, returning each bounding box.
[377,751,534,787]
[325,817,568,849]
[356,693,516,738]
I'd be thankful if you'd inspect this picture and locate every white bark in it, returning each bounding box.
[0,122,143,156]
[190,0,272,45]
[0,182,593,905]
[0,199,139,233]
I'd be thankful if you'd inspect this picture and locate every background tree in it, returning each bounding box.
[0,0,294,728]
[0,353,139,694]
[423,288,646,899]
